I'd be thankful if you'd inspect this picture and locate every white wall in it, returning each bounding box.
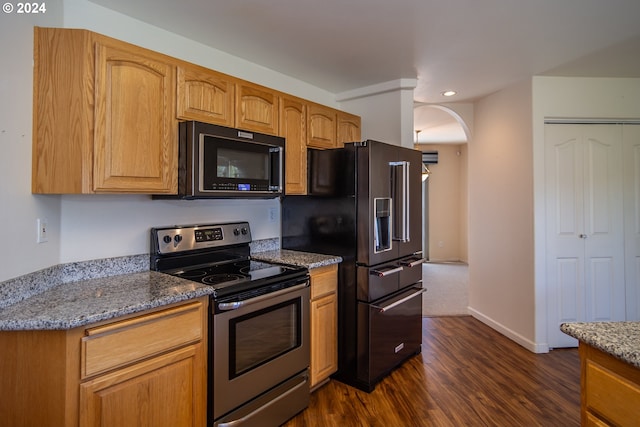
[338,79,417,147]
[468,78,536,350]
[532,76,640,347]
[0,1,63,281]
[417,143,467,262]
[468,76,640,353]
[0,0,358,282]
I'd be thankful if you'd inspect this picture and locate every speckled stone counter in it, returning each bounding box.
[560,322,640,368]
[0,271,214,331]
[0,253,215,331]
[0,242,337,332]
[252,249,342,270]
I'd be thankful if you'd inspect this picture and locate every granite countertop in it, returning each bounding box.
[560,322,640,368]
[252,249,342,269]
[0,271,214,331]
[0,244,339,332]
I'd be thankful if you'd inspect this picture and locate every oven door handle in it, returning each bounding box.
[371,287,425,313]
[217,281,309,311]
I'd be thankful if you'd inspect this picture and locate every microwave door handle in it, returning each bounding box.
[269,147,283,191]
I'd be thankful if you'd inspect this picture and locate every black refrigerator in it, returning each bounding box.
[281,140,425,392]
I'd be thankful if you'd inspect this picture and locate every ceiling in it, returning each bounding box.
[89,0,640,143]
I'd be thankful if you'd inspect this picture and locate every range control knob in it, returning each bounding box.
[241,227,248,235]
[233,228,240,236]
[163,235,172,244]
[174,235,183,243]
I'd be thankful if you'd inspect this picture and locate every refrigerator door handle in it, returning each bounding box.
[390,161,410,242]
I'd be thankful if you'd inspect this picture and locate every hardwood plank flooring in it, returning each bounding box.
[283,316,580,427]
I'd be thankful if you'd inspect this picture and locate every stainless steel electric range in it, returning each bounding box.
[150,222,310,427]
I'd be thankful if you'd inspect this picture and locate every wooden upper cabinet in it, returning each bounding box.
[32,27,177,194]
[93,40,176,193]
[236,82,279,135]
[337,111,362,146]
[176,64,235,126]
[279,95,307,195]
[307,103,338,149]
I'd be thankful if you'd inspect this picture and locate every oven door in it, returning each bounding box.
[211,279,310,421]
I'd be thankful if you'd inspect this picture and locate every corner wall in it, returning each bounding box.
[468,78,536,350]
[532,76,640,347]
[0,0,348,282]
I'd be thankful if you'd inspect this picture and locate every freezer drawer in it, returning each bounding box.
[357,254,424,302]
[357,262,402,302]
[356,286,425,390]
[399,254,424,288]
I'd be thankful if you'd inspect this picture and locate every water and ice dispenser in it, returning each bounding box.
[373,198,392,253]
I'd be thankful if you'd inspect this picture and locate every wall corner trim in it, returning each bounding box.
[336,78,418,102]
[468,307,550,354]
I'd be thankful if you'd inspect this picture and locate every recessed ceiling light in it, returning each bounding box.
[442,90,457,97]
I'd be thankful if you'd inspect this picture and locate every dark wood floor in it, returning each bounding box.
[283,316,580,427]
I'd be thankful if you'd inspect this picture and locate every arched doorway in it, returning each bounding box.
[413,103,470,261]
[414,103,471,316]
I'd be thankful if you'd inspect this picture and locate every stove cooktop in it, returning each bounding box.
[166,259,302,289]
[150,222,308,299]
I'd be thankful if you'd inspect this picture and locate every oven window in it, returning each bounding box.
[229,298,301,378]
[216,147,268,180]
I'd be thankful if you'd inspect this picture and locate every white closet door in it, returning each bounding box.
[545,124,625,348]
[624,125,640,321]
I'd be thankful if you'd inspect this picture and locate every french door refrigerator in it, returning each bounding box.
[281,140,425,392]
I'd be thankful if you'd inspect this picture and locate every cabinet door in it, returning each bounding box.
[177,65,235,126]
[308,104,337,149]
[236,82,279,135]
[80,345,205,427]
[337,111,361,147]
[309,265,338,389]
[280,95,307,195]
[310,292,338,388]
[93,40,177,193]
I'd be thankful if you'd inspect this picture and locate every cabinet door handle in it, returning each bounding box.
[579,234,588,239]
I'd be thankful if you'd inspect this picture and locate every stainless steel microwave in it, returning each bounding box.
[175,121,284,198]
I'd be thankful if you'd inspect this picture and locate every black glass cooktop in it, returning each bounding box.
[165,259,306,297]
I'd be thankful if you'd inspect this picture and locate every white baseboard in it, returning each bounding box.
[467,307,549,354]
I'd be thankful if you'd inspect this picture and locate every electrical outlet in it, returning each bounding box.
[37,218,48,243]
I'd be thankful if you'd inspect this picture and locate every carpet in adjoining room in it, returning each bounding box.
[422,262,469,316]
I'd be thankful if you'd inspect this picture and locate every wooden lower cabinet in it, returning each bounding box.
[80,345,201,427]
[0,297,208,427]
[309,264,338,389]
[580,343,640,426]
